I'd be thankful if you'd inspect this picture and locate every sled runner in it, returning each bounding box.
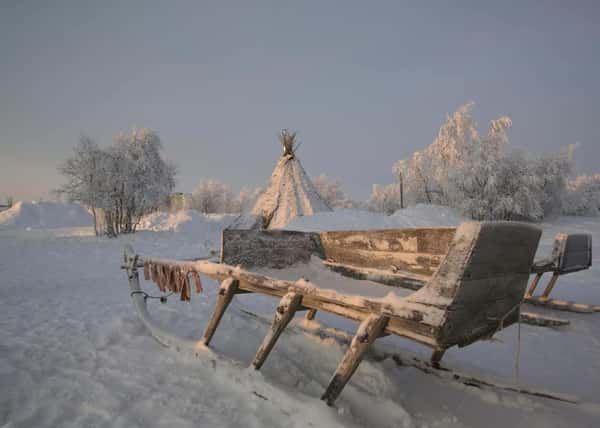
[124,221,543,405]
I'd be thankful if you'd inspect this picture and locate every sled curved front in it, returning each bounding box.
[124,245,206,352]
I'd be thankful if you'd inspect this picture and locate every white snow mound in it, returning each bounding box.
[138,210,237,235]
[0,201,92,230]
[285,204,464,232]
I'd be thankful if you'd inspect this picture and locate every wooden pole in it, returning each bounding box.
[525,273,543,297]
[253,292,303,370]
[202,277,239,346]
[398,171,404,210]
[305,309,317,321]
[321,314,388,406]
[541,273,560,298]
[430,349,446,368]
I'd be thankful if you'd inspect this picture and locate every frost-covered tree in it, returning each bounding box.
[235,187,263,214]
[367,183,402,214]
[393,103,562,221]
[533,145,575,217]
[312,174,357,209]
[106,129,177,234]
[192,179,235,214]
[57,136,109,235]
[449,116,544,221]
[58,129,176,236]
[562,174,600,216]
[394,103,482,206]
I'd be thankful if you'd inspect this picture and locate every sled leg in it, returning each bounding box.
[541,273,560,298]
[321,314,388,406]
[525,273,543,298]
[202,278,239,346]
[430,349,446,368]
[253,292,303,370]
[305,309,317,321]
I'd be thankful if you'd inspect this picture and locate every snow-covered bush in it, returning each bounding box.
[236,187,263,213]
[533,146,575,217]
[312,174,357,209]
[192,179,235,214]
[367,183,402,214]
[58,129,176,236]
[191,180,262,214]
[562,174,600,216]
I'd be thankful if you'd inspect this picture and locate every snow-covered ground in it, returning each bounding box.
[0,201,92,230]
[1,205,599,427]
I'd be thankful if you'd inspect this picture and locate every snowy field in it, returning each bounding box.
[1,203,599,427]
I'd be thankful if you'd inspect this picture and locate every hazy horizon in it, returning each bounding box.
[2,1,599,202]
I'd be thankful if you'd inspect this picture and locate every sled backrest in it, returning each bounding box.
[553,233,593,275]
[419,222,542,348]
[319,228,456,276]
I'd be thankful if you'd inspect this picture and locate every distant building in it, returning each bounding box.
[164,192,193,212]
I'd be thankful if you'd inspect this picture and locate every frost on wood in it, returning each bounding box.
[251,130,331,229]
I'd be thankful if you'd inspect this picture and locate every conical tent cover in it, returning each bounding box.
[251,132,331,229]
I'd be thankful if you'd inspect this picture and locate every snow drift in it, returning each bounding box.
[0,201,92,230]
[138,210,237,235]
[285,204,463,232]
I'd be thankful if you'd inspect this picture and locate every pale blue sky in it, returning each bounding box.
[1,0,599,201]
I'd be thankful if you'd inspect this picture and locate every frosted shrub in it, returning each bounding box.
[58,129,176,236]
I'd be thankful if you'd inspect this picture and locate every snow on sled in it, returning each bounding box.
[124,221,548,405]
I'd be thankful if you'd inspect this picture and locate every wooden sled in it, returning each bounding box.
[124,221,542,405]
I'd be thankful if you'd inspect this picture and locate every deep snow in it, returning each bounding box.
[1,205,599,427]
[0,201,92,230]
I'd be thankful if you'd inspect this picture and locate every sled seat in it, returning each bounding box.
[526,233,593,301]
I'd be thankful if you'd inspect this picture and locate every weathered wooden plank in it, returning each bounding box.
[253,292,303,370]
[321,314,389,405]
[202,278,239,345]
[320,228,455,277]
[323,260,427,290]
[320,228,456,254]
